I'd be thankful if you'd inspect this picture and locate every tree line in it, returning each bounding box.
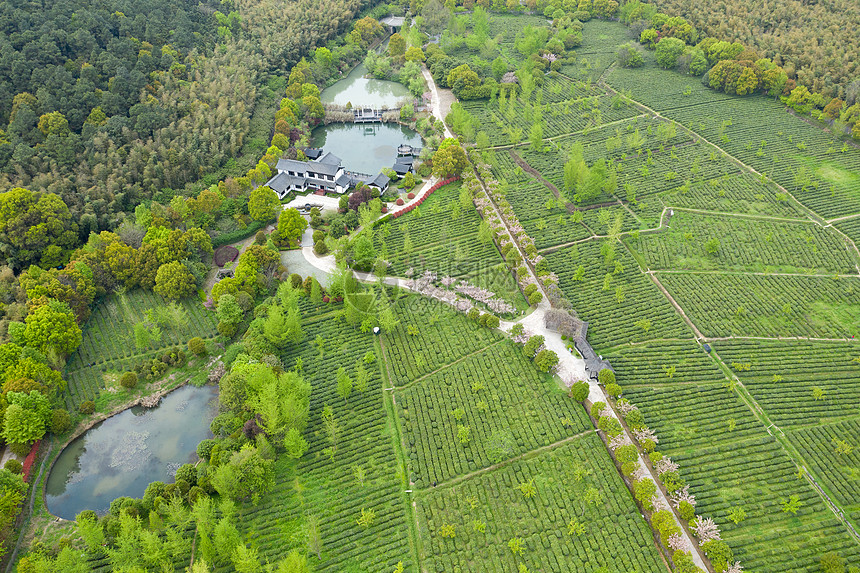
[636,0,860,99]
[617,1,860,139]
[0,0,387,250]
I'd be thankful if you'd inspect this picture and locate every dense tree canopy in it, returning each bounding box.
[154,261,196,300]
[0,188,78,270]
[23,299,81,356]
[640,0,860,97]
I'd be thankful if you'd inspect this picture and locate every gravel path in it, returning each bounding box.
[421,67,454,138]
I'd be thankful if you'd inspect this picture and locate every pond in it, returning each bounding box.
[45,384,218,520]
[310,122,422,176]
[320,63,413,109]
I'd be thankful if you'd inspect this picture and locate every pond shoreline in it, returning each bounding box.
[42,357,222,521]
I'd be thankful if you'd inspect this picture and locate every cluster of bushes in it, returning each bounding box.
[650,511,709,572]
[466,307,501,329]
[514,331,560,374]
[132,348,187,382]
[523,283,543,306]
[597,370,743,573]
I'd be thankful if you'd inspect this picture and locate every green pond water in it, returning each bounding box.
[310,122,422,176]
[45,385,218,520]
[319,63,412,108]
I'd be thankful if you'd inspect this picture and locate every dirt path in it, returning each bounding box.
[827,212,860,224]
[421,67,454,138]
[645,272,706,340]
[509,149,563,199]
[395,339,507,390]
[203,232,261,294]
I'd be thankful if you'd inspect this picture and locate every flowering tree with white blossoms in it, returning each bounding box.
[693,517,720,544]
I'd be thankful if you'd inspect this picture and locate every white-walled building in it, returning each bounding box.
[264,151,389,198]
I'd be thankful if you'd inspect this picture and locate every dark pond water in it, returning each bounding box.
[310,122,423,176]
[319,63,412,108]
[45,384,218,520]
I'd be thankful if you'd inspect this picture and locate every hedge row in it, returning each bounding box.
[210,220,266,248]
[390,177,460,220]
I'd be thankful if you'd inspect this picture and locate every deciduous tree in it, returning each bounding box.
[24,299,81,356]
[249,186,280,222]
[154,261,197,300]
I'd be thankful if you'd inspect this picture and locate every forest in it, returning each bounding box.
[0,0,381,244]
[643,0,860,98]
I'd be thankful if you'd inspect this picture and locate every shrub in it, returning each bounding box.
[254,230,267,245]
[570,381,589,402]
[197,439,217,461]
[79,401,95,415]
[591,402,605,418]
[9,442,30,457]
[640,438,656,453]
[598,415,623,437]
[51,409,72,434]
[606,383,622,398]
[534,349,559,373]
[467,308,480,321]
[701,540,733,572]
[4,459,22,474]
[314,240,329,255]
[483,314,500,328]
[175,464,198,486]
[395,198,405,206]
[625,408,644,428]
[187,486,206,505]
[213,245,240,267]
[523,335,545,358]
[634,479,657,511]
[407,192,415,199]
[621,461,637,476]
[524,283,538,296]
[284,427,309,458]
[218,321,238,337]
[678,500,696,521]
[652,510,680,543]
[615,444,639,464]
[119,371,138,389]
[528,291,543,305]
[188,337,207,356]
[659,470,685,494]
[672,551,699,573]
[598,368,616,385]
[820,553,846,573]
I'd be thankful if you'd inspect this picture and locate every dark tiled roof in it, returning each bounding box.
[318,152,341,166]
[265,172,303,194]
[371,173,390,188]
[276,158,307,173]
